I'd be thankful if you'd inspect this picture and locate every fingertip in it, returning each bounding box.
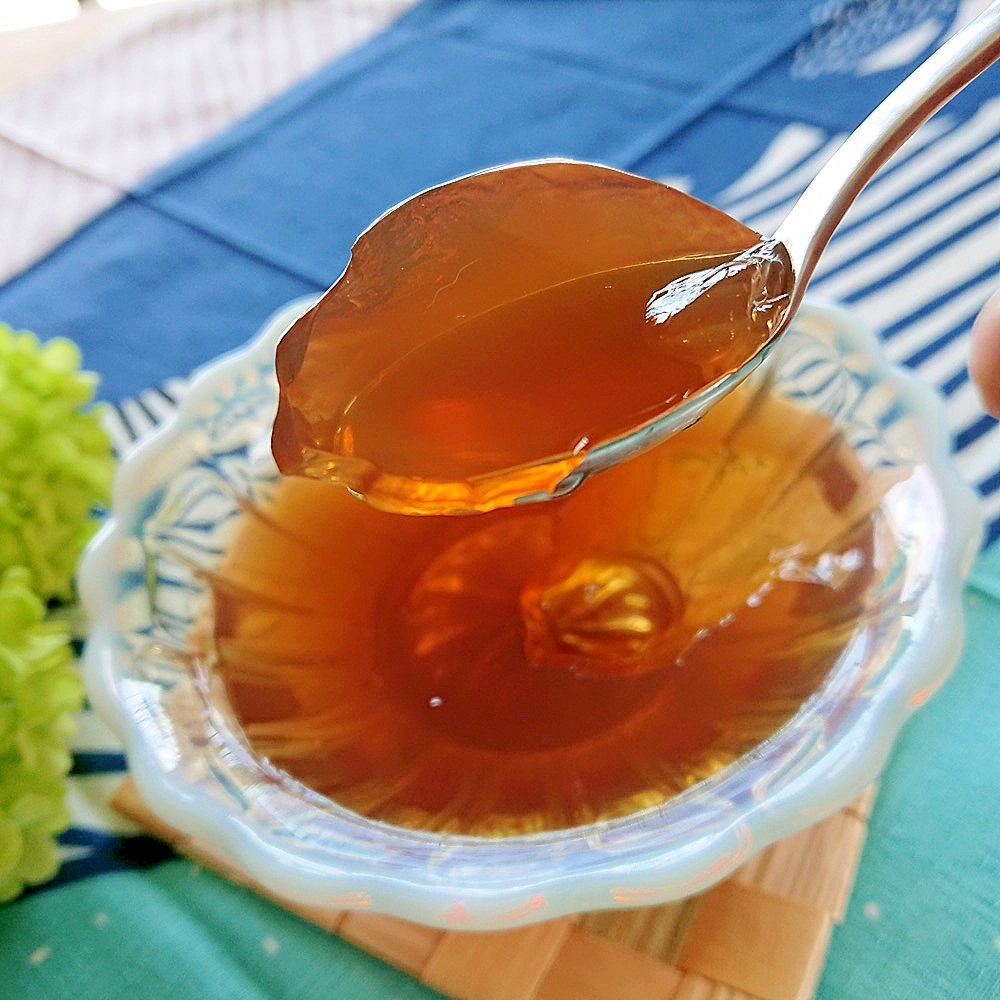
[970,287,1000,418]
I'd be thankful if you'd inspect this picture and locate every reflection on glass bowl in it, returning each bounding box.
[79,298,981,930]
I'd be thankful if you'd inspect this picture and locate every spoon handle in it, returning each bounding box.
[773,1,1000,316]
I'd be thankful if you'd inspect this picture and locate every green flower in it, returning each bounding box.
[0,324,116,601]
[0,326,116,900]
[0,566,82,902]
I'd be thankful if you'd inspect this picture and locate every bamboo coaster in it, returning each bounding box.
[111,778,875,1000]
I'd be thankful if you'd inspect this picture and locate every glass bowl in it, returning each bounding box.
[79,297,982,930]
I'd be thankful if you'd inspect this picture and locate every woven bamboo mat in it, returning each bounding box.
[111,778,876,1000]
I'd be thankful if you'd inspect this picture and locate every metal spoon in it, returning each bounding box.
[548,0,1000,499]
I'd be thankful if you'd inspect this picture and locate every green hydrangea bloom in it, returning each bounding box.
[0,327,116,900]
[0,324,116,601]
[0,566,83,902]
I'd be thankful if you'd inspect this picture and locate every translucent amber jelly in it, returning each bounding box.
[213,385,883,835]
[272,161,792,514]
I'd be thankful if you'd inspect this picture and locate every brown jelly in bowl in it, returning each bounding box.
[215,388,883,835]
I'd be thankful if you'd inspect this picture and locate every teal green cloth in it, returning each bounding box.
[814,563,1000,1000]
[0,863,444,1000]
[2,566,998,999]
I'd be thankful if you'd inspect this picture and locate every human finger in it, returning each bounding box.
[969,286,1000,418]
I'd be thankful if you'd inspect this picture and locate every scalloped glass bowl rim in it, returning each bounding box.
[79,295,983,929]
